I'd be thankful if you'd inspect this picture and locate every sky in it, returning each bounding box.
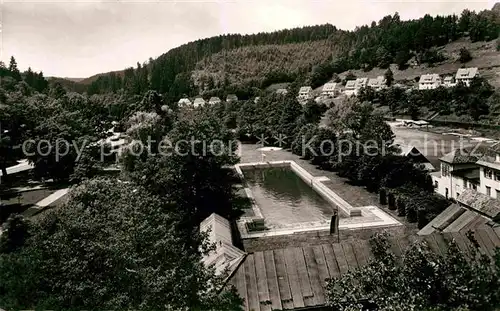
[0,0,496,78]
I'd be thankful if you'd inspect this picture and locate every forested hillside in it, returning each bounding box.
[76,6,499,102]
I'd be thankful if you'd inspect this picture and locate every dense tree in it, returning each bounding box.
[0,178,243,310]
[122,110,240,226]
[326,232,500,311]
[384,68,394,86]
[7,57,21,81]
[395,50,411,70]
[459,47,473,63]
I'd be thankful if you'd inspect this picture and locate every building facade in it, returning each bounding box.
[276,88,288,95]
[477,153,500,199]
[193,97,206,107]
[321,82,339,97]
[208,96,221,105]
[443,76,456,88]
[455,67,479,87]
[432,147,500,200]
[419,74,442,90]
[344,80,357,96]
[431,149,480,200]
[367,76,386,91]
[297,86,313,101]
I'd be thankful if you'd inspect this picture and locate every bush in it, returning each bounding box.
[459,47,472,63]
[405,191,450,226]
[387,193,396,210]
[396,197,406,216]
[406,205,418,223]
[379,188,387,205]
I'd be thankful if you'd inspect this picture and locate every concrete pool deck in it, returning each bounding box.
[235,159,402,239]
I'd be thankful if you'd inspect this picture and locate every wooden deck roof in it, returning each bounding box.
[229,228,500,311]
[418,190,500,236]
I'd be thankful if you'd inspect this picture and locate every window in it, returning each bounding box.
[495,171,500,181]
[445,188,449,199]
[472,184,477,190]
[442,164,450,177]
[486,186,491,196]
[497,190,500,199]
[456,192,460,198]
[434,181,438,189]
[484,168,493,179]
[463,179,467,189]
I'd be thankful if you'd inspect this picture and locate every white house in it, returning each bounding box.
[226,94,238,103]
[193,97,206,107]
[208,97,221,105]
[431,148,480,200]
[297,86,313,101]
[276,88,288,95]
[367,76,386,91]
[344,78,368,96]
[476,151,500,199]
[418,74,442,90]
[355,77,368,90]
[178,98,192,107]
[344,80,357,96]
[443,76,456,88]
[455,67,479,87]
[321,82,340,97]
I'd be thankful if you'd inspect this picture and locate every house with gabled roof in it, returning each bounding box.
[321,82,339,97]
[178,98,192,107]
[431,148,481,200]
[455,67,479,86]
[418,74,442,90]
[344,80,357,96]
[193,97,206,107]
[443,76,456,88]
[208,96,221,105]
[276,88,288,95]
[367,76,386,91]
[226,94,238,103]
[297,86,313,101]
[344,78,369,96]
[355,77,368,89]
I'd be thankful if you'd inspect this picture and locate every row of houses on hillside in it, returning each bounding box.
[344,76,388,96]
[418,67,479,90]
[295,75,388,102]
[431,144,500,201]
[177,94,238,108]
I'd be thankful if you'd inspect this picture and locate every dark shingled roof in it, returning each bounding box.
[418,189,500,235]
[439,148,479,164]
[458,189,500,219]
[229,228,500,311]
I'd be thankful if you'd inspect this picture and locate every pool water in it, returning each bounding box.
[243,167,340,229]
